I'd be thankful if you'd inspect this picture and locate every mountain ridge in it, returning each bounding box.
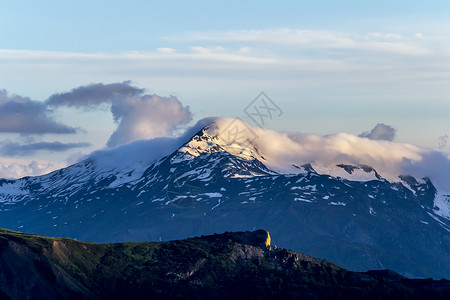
[1,228,450,300]
[0,118,449,279]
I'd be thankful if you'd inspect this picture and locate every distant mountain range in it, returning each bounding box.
[0,118,449,279]
[1,228,449,299]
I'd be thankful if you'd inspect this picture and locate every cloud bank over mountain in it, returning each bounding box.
[80,117,450,193]
[0,83,447,186]
[208,118,450,192]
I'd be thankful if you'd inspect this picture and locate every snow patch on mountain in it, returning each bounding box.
[0,179,29,202]
[434,193,450,221]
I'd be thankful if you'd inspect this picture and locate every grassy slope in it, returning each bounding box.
[0,228,449,299]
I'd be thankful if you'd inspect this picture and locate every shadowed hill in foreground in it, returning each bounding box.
[0,229,449,300]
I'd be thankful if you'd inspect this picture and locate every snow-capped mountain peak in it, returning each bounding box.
[1,117,450,279]
[167,118,432,186]
[175,121,263,162]
[1,117,448,197]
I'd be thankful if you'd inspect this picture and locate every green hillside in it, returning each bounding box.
[0,228,449,299]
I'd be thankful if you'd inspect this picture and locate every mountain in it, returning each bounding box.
[0,118,449,279]
[1,228,450,300]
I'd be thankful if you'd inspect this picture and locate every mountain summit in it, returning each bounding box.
[0,118,449,278]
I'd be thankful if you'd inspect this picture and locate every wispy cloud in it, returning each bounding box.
[0,141,90,156]
[0,48,275,64]
[170,29,432,56]
[1,28,446,92]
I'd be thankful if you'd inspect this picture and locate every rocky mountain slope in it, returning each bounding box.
[1,229,449,300]
[0,118,449,279]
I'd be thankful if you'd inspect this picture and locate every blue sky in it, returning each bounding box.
[1,0,450,178]
[3,1,449,52]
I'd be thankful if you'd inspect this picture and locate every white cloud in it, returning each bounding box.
[238,46,251,54]
[107,93,192,147]
[47,82,193,148]
[157,48,176,54]
[369,32,403,39]
[360,41,430,56]
[0,157,66,179]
